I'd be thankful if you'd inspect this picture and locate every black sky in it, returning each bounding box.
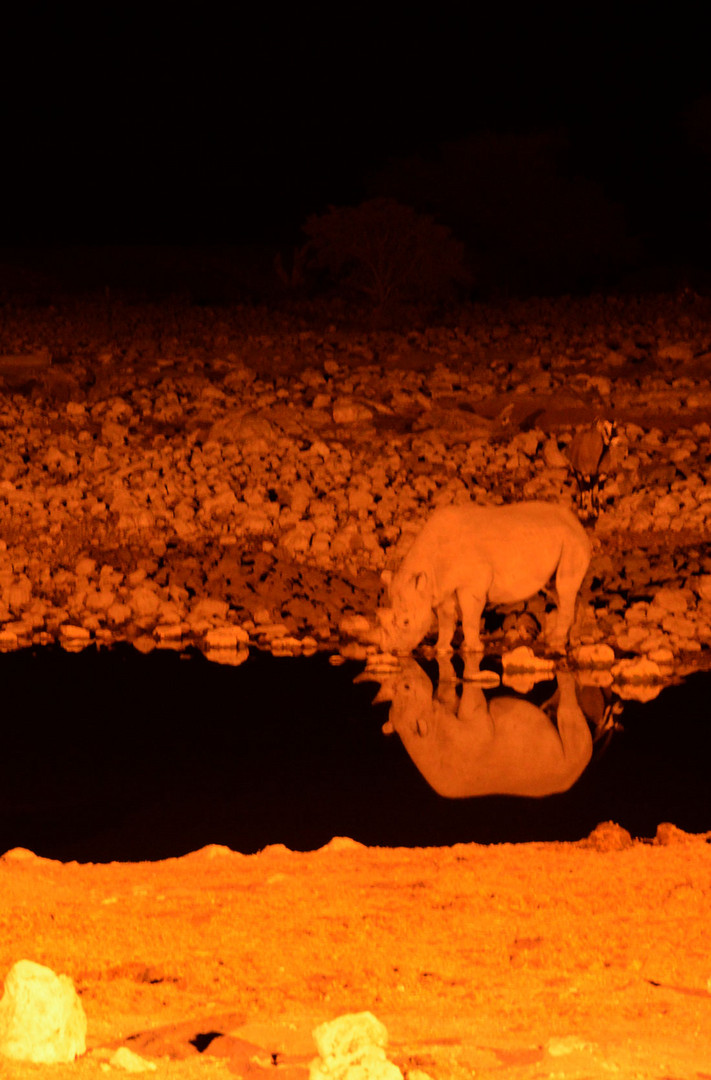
[2,6,710,265]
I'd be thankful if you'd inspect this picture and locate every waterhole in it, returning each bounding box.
[0,646,709,862]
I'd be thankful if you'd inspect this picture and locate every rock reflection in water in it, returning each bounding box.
[361,657,619,799]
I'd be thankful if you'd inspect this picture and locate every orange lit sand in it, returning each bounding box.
[1,827,710,1078]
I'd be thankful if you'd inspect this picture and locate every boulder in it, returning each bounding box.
[0,960,87,1064]
[310,1011,402,1080]
[332,397,373,424]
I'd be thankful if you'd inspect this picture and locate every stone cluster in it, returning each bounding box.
[0,294,710,668]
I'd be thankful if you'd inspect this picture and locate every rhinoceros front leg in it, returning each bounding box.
[456,589,486,653]
[434,594,457,653]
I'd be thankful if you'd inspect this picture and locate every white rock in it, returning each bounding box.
[501,646,555,673]
[310,1011,402,1080]
[547,1035,595,1057]
[0,960,87,1064]
[109,1046,157,1072]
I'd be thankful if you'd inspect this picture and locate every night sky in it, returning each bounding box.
[2,8,711,277]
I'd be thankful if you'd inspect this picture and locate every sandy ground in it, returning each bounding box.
[1,825,710,1079]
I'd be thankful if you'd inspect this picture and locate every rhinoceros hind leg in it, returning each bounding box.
[550,534,591,646]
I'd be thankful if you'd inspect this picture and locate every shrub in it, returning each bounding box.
[302,197,471,307]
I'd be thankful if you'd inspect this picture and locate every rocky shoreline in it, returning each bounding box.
[1,294,711,683]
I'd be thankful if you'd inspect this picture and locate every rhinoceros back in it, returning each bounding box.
[398,501,589,603]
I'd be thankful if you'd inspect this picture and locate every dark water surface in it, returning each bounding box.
[0,646,709,862]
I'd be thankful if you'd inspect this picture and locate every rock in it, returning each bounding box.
[128,585,161,619]
[658,340,694,362]
[5,579,32,611]
[101,420,129,446]
[204,646,249,667]
[256,622,291,641]
[0,960,87,1064]
[649,588,691,614]
[310,1011,402,1080]
[501,646,555,673]
[614,624,649,651]
[109,1046,158,1072]
[611,657,662,682]
[339,613,373,638]
[514,429,540,457]
[84,587,116,612]
[107,601,132,625]
[332,397,373,424]
[269,634,305,654]
[574,643,615,668]
[695,575,711,602]
[280,522,315,557]
[0,349,52,374]
[74,557,95,583]
[357,652,401,677]
[645,646,674,666]
[338,641,369,661]
[208,409,274,444]
[654,822,696,845]
[204,625,249,649]
[58,623,91,644]
[546,1035,595,1057]
[580,821,634,851]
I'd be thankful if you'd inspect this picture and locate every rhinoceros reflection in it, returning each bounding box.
[365,659,608,799]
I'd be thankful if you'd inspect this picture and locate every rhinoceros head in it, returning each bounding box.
[375,570,433,653]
